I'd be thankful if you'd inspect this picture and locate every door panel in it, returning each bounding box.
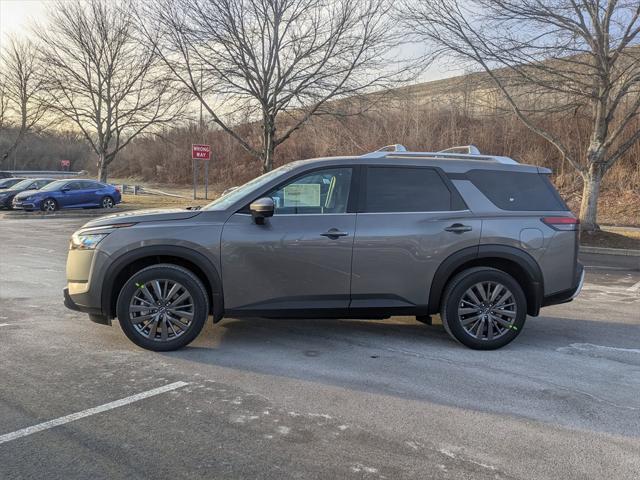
[350,212,481,311]
[221,213,356,312]
[59,182,83,207]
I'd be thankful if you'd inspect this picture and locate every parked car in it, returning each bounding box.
[64,144,583,352]
[12,179,121,211]
[0,178,54,209]
[0,171,13,179]
[0,177,26,189]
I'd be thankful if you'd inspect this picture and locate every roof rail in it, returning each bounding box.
[360,144,518,164]
[438,145,481,155]
[375,144,407,152]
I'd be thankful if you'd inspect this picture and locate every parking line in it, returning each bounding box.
[0,381,188,445]
[0,324,10,327]
[627,281,640,292]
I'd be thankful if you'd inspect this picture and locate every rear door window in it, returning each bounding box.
[81,181,100,189]
[466,170,568,211]
[363,167,456,213]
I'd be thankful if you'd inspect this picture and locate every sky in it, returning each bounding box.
[0,0,49,37]
[0,0,457,82]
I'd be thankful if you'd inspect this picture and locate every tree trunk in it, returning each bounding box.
[261,114,276,173]
[1,128,27,170]
[579,163,605,231]
[97,152,108,182]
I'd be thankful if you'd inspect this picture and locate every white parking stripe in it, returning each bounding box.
[0,324,10,327]
[627,281,640,292]
[0,381,188,445]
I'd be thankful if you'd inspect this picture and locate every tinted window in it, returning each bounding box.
[33,180,51,189]
[466,170,568,211]
[364,167,453,213]
[81,181,101,189]
[267,168,352,215]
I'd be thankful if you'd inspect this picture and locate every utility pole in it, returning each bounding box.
[200,69,209,199]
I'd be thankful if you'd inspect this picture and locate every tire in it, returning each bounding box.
[101,196,115,208]
[116,264,209,351]
[41,198,58,212]
[440,267,527,350]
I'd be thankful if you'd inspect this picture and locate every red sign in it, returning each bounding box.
[60,159,71,167]
[192,144,211,160]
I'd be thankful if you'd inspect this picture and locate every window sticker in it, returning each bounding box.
[283,183,321,207]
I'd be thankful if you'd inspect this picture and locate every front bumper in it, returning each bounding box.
[64,287,111,325]
[542,264,585,307]
[12,198,38,210]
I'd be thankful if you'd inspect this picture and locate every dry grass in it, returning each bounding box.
[119,193,210,210]
[580,228,640,250]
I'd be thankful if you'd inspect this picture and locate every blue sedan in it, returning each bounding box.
[12,179,122,211]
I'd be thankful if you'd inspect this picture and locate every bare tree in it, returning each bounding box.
[36,0,185,182]
[400,0,640,230]
[0,36,48,169]
[143,0,413,173]
[0,76,7,132]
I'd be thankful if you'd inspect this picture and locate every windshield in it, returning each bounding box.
[39,180,68,192]
[0,178,22,187]
[202,162,300,211]
[7,179,35,191]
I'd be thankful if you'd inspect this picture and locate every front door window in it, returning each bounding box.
[266,168,352,215]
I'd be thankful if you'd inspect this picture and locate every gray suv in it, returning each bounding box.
[64,145,584,351]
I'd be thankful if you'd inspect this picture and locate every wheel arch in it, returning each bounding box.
[102,245,224,322]
[428,245,544,317]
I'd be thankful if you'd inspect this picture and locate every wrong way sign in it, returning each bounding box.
[192,144,211,160]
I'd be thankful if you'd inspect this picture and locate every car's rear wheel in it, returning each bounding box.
[116,264,209,351]
[440,267,526,350]
[101,196,114,208]
[41,198,58,212]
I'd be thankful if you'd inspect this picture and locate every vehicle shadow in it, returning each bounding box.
[159,314,640,437]
[163,313,640,379]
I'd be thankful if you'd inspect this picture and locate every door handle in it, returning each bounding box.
[445,223,472,233]
[321,228,349,239]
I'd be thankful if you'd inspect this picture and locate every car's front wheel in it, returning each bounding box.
[440,267,527,350]
[116,264,209,351]
[41,198,58,212]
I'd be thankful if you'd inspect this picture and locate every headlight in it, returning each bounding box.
[69,223,136,250]
[70,232,109,250]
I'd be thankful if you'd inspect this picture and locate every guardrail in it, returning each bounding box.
[7,170,84,178]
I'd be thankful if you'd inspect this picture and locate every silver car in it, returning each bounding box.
[64,145,583,351]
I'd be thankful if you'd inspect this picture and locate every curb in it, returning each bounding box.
[0,209,134,220]
[579,246,640,257]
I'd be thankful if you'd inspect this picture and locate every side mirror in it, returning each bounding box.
[250,197,274,225]
[61,186,71,192]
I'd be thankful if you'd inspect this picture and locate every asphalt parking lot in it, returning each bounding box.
[1,218,639,479]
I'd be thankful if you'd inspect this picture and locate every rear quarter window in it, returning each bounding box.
[466,170,568,211]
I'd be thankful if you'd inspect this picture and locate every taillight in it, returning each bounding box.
[541,216,579,231]
[115,186,120,193]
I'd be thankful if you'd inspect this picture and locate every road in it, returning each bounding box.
[1,218,639,479]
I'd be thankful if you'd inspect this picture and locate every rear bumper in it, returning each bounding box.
[542,264,585,307]
[63,287,110,325]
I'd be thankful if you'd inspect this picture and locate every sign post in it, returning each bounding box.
[191,144,211,200]
[204,159,209,199]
